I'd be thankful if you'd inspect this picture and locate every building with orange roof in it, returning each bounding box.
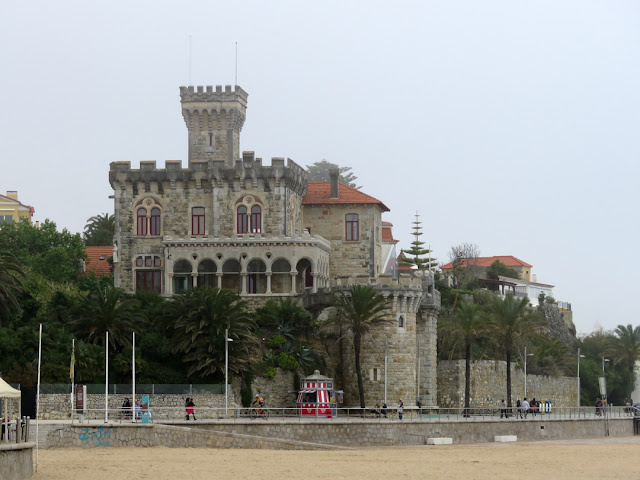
[441,255,533,281]
[110,84,441,408]
[83,246,114,276]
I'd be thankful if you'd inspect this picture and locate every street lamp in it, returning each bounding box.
[225,329,233,418]
[524,346,534,398]
[577,348,586,407]
[602,357,610,373]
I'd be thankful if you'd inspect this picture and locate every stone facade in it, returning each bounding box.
[437,360,578,408]
[109,84,440,409]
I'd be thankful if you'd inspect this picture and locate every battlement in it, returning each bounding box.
[179,85,249,105]
[109,156,308,195]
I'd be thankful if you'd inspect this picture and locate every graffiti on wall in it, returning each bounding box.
[78,425,112,447]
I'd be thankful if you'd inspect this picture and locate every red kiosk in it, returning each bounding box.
[296,370,341,418]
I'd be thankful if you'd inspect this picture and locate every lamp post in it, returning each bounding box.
[577,348,586,407]
[602,357,610,373]
[524,347,534,398]
[225,329,233,418]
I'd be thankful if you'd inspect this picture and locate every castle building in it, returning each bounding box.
[109,85,440,407]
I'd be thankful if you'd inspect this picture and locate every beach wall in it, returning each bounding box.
[437,360,577,408]
[45,418,634,449]
[0,442,35,479]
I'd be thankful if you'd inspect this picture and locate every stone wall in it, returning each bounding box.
[437,360,577,408]
[0,443,34,480]
[38,392,239,420]
[252,369,297,409]
[45,418,634,449]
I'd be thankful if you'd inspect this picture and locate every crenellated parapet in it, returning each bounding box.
[180,85,249,167]
[109,156,309,197]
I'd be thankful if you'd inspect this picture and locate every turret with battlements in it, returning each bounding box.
[180,85,248,167]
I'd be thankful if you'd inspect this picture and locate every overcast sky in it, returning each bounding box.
[1,1,638,335]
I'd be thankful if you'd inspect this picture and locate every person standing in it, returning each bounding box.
[381,403,388,418]
[500,399,507,418]
[516,399,523,419]
[522,397,530,419]
[186,398,196,420]
[397,399,404,420]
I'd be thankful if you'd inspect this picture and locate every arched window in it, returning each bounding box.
[250,205,261,233]
[137,208,147,236]
[150,208,161,236]
[345,213,359,241]
[237,206,248,234]
[192,207,205,235]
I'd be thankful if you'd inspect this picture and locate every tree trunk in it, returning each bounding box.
[506,348,512,408]
[464,338,471,416]
[354,332,366,409]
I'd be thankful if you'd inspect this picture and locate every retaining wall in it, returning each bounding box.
[45,418,634,449]
[438,360,577,408]
[0,442,34,480]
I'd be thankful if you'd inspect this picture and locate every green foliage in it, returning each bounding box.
[240,372,255,408]
[305,160,361,189]
[75,271,114,293]
[486,260,520,281]
[263,367,277,379]
[268,334,286,349]
[0,218,86,284]
[399,213,437,270]
[0,249,26,324]
[83,213,115,246]
[606,324,640,401]
[166,287,258,379]
[276,352,299,371]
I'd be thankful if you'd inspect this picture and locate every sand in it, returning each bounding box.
[32,438,639,480]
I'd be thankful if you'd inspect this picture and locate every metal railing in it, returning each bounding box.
[41,384,225,395]
[1,417,31,444]
[68,405,640,423]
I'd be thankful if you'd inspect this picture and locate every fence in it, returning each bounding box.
[41,384,225,395]
[69,405,640,423]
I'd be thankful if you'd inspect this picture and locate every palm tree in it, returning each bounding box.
[71,287,142,350]
[167,287,258,378]
[0,249,26,325]
[440,301,487,413]
[333,285,388,409]
[607,324,640,401]
[488,294,540,408]
[83,213,115,246]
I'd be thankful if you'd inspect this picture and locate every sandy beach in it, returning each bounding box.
[32,437,639,480]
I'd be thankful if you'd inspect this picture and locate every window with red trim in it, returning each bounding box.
[149,208,161,236]
[192,207,205,235]
[345,213,359,241]
[137,208,147,236]
[237,206,248,234]
[250,205,261,233]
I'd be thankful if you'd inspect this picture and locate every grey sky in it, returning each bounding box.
[2,1,638,335]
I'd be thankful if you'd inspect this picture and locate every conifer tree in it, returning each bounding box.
[400,214,437,270]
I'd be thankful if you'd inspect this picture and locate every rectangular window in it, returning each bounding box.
[192,207,205,235]
[345,213,359,241]
[370,368,379,381]
[136,270,161,293]
[0,215,13,223]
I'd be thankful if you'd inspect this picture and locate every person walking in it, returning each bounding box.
[186,398,196,420]
[522,397,530,419]
[500,399,507,418]
[516,399,523,419]
[397,399,404,420]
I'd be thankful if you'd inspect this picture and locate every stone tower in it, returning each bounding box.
[180,85,248,167]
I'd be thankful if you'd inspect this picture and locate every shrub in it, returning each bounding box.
[268,334,286,349]
[277,352,299,371]
[263,368,276,379]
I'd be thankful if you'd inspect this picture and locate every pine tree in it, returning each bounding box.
[400,214,437,270]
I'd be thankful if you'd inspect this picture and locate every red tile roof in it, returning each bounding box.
[441,255,532,270]
[382,223,397,242]
[303,182,390,211]
[84,246,113,276]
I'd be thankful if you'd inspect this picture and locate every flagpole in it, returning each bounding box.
[132,332,136,423]
[70,339,75,424]
[35,323,42,472]
[105,331,109,423]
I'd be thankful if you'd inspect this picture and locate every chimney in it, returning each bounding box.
[329,169,339,199]
[6,191,18,200]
